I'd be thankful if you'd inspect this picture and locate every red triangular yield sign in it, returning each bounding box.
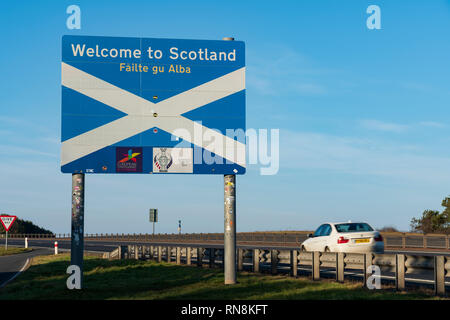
[0,215,17,232]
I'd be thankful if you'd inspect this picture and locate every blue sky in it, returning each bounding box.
[0,1,449,234]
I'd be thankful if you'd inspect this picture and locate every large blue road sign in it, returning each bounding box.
[61,35,245,174]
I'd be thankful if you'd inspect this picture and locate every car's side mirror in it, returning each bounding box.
[307,233,313,238]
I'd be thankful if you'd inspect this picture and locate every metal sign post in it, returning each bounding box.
[224,174,237,284]
[71,173,85,288]
[223,37,237,285]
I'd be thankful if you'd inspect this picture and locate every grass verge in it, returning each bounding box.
[0,247,32,256]
[0,253,446,300]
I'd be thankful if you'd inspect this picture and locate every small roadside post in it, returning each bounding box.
[149,209,158,235]
[178,220,181,235]
[0,215,17,251]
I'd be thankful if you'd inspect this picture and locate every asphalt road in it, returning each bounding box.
[0,238,448,289]
[0,248,53,288]
[2,238,450,256]
[0,239,118,253]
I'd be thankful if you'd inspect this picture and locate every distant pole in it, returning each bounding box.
[71,173,85,288]
[150,209,157,235]
[25,237,28,249]
[223,36,237,285]
[178,220,181,235]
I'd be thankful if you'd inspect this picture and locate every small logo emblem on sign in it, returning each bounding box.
[154,148,173,173]
[153,147,193,173]
[116,147,143,172]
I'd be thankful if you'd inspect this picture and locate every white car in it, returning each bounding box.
[301,222,384,253]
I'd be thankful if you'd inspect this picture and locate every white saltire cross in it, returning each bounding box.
[61,62,246,168]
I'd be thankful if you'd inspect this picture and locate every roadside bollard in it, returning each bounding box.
[54,241,58,255]
[25,237,28,249]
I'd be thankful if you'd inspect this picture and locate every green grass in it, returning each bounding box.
[0,247,32,256]
[0,253,446,300]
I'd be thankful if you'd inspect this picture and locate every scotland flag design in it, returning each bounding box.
[61,35,246,174]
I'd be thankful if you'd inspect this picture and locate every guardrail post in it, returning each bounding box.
[253,249,260,273]
[396,254,405,291]
[187,247,191,265]
[158,246,162,263]
[118,246,122,260]
[237,249,244,271]
[149,245,153,259]
[423,235,427,249]
[135,245,139,260]
[446,235,449,250]
[290,250,298,277]
[125,245,129,259]
[402,233,406,249]
[434,256,445,296]
[197,248,204,267]
[363,253,372,287]
[312,252,320,280]
[167,246,171,262]
[337,252,345,283]
[176,247,181,265]
[143,246,147,259]
[25,237,28,249]
[271,250,278,275]
[209,248,215,268]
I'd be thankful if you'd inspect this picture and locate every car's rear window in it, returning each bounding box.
[335,223,373,233]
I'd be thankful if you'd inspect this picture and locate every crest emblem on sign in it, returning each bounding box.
[154,148,173,173]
